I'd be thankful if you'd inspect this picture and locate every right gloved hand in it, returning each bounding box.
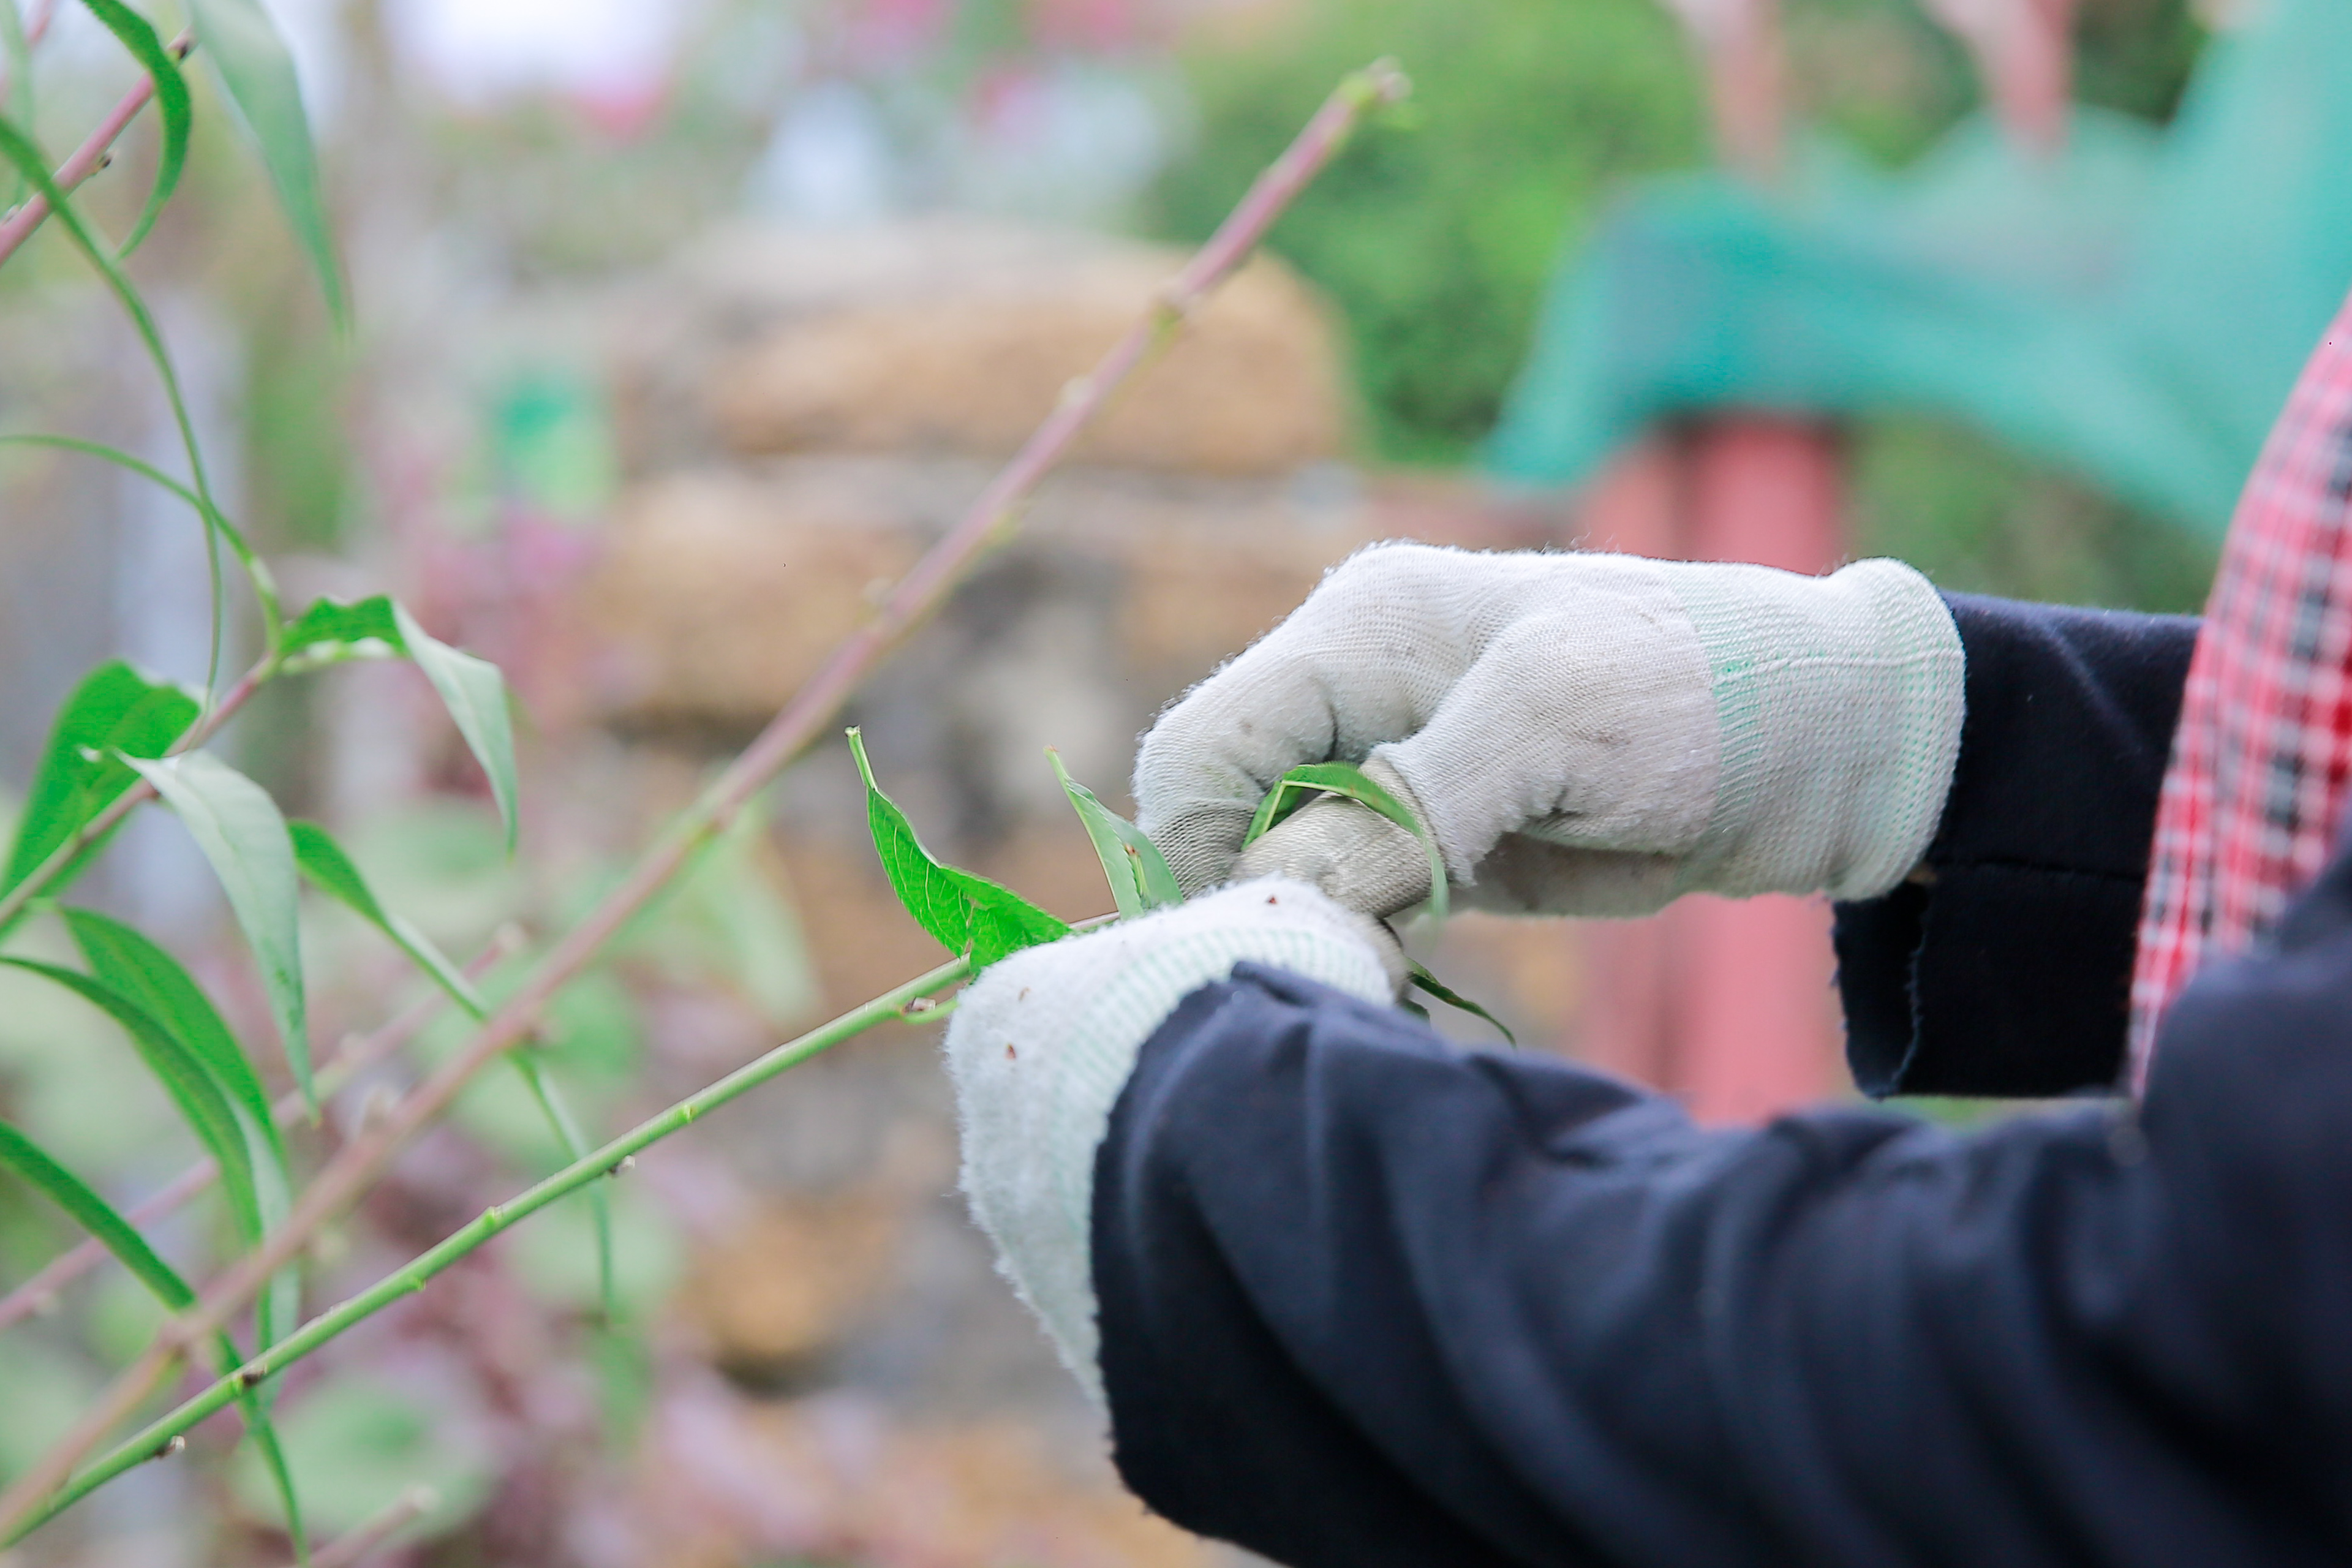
[1134,543,1965,921]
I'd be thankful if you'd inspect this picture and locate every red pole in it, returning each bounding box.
[1569,420,1847,1120]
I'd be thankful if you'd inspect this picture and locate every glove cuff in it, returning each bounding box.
[943,881,1394,1407]
[1671,558,1964,901]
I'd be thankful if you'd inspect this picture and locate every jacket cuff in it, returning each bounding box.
[1834,865,2140,1097]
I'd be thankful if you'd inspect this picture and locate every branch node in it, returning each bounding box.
[604,1155,635,1178]
[148,1434,185,1463]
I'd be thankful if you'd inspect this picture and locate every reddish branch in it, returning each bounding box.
[0,30,193,270]
[0,58,1411,1540]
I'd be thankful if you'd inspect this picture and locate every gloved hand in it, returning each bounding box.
[1135,543,1965,919]
[941,880,1398,1404]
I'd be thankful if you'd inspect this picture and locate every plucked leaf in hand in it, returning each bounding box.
[1406,962,1516,1047]
[0,662,199,933]
[1047,748,1180,918]
[122,753,310,1113]
[186,0,345,329]
[1243,760,1449,924]
[848,729,1069,968]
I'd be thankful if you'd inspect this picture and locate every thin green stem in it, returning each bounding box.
[6,957,968,1543]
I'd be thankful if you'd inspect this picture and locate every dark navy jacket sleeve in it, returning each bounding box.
[1833,592,2198,1098]
[1095,867,2352,1564]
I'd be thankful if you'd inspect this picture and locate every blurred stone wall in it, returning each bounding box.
[533,218,1583,1566]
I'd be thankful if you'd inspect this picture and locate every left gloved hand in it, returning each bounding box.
[941,880,1399,1404]
[1134,544,1965,921]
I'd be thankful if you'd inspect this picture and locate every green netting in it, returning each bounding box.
[1487,0,2352,540]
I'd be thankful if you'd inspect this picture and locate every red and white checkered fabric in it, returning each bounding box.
[2129,295,2352,1091]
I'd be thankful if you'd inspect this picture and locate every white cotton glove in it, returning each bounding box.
[942,880,1397,1406]
[1136,543,1966,919]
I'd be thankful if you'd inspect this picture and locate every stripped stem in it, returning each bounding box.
[0,59,1411,1541]
[11,959,969,1543]
[0,30,194,268]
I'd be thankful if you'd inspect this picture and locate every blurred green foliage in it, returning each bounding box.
[1852,416,2216,614]
[1150,0,2219,609]
[1145,0,1705,466]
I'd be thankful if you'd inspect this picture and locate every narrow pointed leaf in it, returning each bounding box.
[0,1120,306,1553]
[288,817,597,1322]
[0,662,199,935]
[277,599,520,851]
[1047,748,1180,918]
[391,605,518,855]
[184,0,345,328]
[0,1120,196,1309]
[0,0,29,209]
[76,0,192,256]
[121,753,309,1112]
[61,907,301,1342]
[0,959,262,1237]
[508,1051,614,1324]
[0,111,230,693]
[1243,760,1449,924]
[244,1412,308,1564]
[1406,962,1516,1047]
[290,820,484,1016]
[847,729,1069,969]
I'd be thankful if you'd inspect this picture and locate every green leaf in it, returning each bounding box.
[507,1052,614,1325]
[76,0,192,256]
[61,907,301,1344]
[289,821,484,1017]
[185,0,345,330]
[0,1119,196,1310]
[0,0,29,209]
[1242,760,1449,924]
[390,605,519,856]
[289,817,601,1321]
[121,753,310,1114]
[846,729,1069,969]
[277,595,399,671]
[277,599,520,852]
[1046,748,1181,919]
[0,661,199,936]
[246,1415,309,1566]
[0,111,232,695]
[0,1118,307,1555]
[0,435,279,628]
[1406,962,1516,1047]
[0,959,262,1243]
